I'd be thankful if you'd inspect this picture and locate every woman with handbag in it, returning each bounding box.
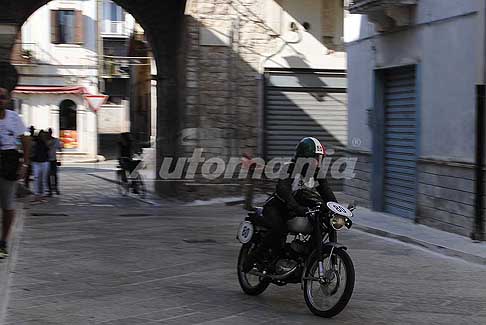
[0,62,31,259]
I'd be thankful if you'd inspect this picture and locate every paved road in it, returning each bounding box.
[4,167,486,324]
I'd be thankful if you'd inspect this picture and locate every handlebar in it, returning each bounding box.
[305,206,322,217]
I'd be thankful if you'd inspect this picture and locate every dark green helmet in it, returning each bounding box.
[295,137,325,158]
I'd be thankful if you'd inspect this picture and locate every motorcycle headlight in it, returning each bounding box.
[330,214,352,231]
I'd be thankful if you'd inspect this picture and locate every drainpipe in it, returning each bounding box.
[96,0,104,93]
[95,0,104,161]
[474,85,485,241]
[472,0,486,241]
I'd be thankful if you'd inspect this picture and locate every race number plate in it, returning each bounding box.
[327,202,353,218]
[237,221,254,244]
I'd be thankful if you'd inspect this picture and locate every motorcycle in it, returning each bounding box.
[236,201,356,318]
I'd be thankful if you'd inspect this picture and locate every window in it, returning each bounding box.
[51,10,84,45]
[105,1,124,22]
[58,10,75,44]
[111,2,121,21]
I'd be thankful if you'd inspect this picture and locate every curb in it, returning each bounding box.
[87,173,118,185]
[87,173,161,206]
[353,223,486,266]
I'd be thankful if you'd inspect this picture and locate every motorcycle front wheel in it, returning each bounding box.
[237,243,270,296]
[303,248,355,318]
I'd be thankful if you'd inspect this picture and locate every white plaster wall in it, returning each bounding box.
[346,39,374,152]
[16,0,136,159]
[14,93,97,157]
[98,102,129,134]
[19,0,99,95]
[420,14,477,162]
[264,0,346,70]
[346,0,482,162]
[22,0,97,66]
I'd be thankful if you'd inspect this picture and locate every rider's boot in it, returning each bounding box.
[243,244,268,273]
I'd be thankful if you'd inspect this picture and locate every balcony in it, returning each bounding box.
[102,55,130,78]
[101,20,129,38]
[349,0,417,32]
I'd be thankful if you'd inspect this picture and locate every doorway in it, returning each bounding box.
[59,99,78,149]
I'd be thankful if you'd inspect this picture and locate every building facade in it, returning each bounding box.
[175,0,351,195]
[98,0,135,159]
[2,0,351,199]
[10,0,135,160]
[345,0,486,238]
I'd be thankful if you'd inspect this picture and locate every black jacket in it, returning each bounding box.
[31,138,49,163]
[273,161,337,217]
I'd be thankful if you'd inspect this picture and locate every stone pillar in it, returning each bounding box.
[50,104,60,138]
[322,0,344,50]
[152,10,186,197]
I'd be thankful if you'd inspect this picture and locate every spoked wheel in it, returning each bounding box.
[303,248,355,318]
[116,170,129,196]
[133,174,146,199]
[237,243,270,296]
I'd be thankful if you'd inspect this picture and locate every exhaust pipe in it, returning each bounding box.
[248,265,298,281]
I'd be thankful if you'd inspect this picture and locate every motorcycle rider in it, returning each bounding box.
[244,137,337,272]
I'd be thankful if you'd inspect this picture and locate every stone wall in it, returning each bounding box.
[416,159,476,237]
[344,152,482,237]
[185,0,279,154]
[175,0,282,198]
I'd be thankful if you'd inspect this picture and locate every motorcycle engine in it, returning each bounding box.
[275,259,298,275]
[290,239,308,255]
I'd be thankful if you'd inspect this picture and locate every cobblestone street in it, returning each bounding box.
[3,167,486,324]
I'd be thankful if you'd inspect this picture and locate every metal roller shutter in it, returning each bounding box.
[383,66,417,218]
[264,71,348,190]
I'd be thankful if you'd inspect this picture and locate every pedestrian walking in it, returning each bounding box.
[31,130,49,203]
[47,128,61,196]
[24,125,35,189]
[0,62,30,259]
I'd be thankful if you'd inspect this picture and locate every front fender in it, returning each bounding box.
[322,242,347,251]
[306,242,347,266]
[300,242,348,289]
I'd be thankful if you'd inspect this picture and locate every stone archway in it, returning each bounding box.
[0,0,187,195]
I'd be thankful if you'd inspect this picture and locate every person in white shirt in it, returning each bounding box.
[0,62,31,259]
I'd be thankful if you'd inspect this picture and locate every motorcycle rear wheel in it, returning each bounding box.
[237,243,270,296]
[303,248,355,318]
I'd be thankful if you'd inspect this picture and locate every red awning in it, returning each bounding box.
[13,86,91,95]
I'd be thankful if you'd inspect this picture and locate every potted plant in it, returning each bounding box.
[21,49,33,62]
